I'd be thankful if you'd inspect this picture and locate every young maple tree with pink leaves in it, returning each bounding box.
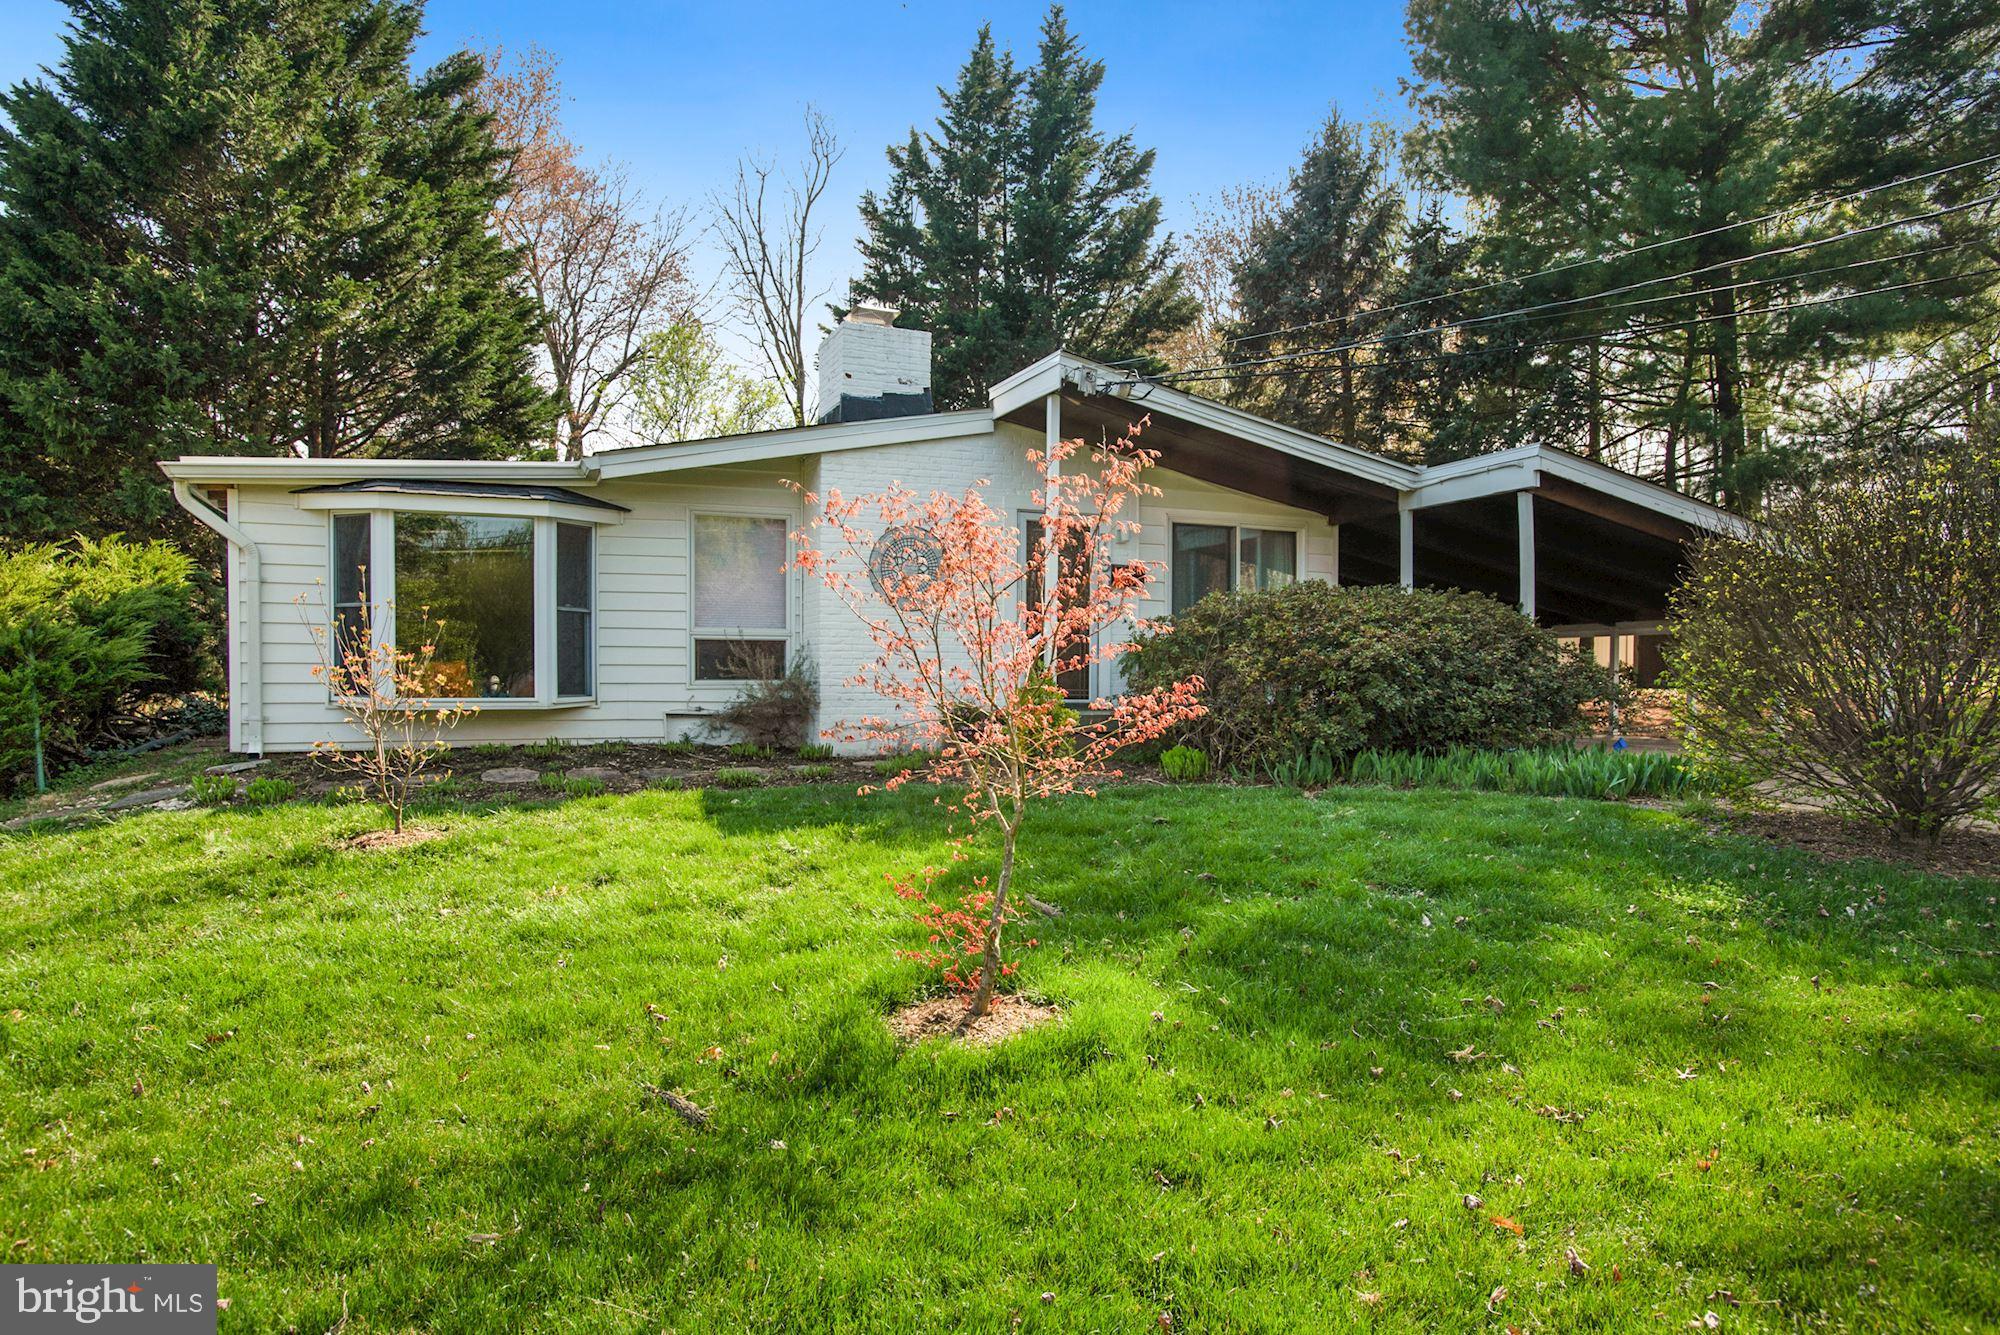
[791,424,1206,1019]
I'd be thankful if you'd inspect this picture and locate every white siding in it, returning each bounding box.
[225,430,1336,755]
[238,463,805,752]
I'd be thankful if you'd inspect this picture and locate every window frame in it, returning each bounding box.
[689,509,795,686]
[1167,517,1308,615]
[319,503,604,709]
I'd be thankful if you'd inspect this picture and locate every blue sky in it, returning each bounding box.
[1,1,1418,355]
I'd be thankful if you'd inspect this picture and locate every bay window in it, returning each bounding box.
[321,504,602,704]
[692,513,790,681]
[1171,523,1300,613]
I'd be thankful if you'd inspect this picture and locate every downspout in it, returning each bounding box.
[173,480,264,756]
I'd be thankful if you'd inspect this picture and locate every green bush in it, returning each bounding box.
[0,536,213,791]
[243,777,296,806]
[1160,744,1210,782]
[190,774,236,806]
[1126,583,1612,769]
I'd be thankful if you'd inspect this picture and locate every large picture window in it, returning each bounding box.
[693,514,789,681]
[1171,523,1301,614]
[393,514,536,698]
[324,506,603,704]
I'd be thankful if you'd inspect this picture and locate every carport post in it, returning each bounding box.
[1398,502,1414,589]
[1516,490,1536,621]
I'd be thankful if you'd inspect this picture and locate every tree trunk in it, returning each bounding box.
[966,819,1020,1020]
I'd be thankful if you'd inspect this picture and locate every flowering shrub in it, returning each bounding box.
[792,423,1205,1018]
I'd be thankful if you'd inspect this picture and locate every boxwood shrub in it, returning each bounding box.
[1124,583,1612,768]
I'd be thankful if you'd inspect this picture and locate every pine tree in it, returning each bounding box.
[1404,0,1998,506]
[1369,199,1481,462]
[1226,111,1404,446]
[855,7,1195,408]
[0,0,552,540]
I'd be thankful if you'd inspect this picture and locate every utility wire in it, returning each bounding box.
[1150,267,2000,388]
[1208,151,2000,352]
[1145,192,2000,385]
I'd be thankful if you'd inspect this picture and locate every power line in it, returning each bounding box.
[1150,267,2000,389]
[1147,192,2000,385]
[1210,151,2000,353]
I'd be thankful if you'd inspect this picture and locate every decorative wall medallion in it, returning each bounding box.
[868,524,945,604]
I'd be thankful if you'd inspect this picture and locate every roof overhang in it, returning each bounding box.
[993,352,1413,523]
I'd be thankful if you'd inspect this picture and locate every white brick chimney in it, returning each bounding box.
[815,300,933,424]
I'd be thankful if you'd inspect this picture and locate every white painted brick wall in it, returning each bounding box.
[815,321,932,422]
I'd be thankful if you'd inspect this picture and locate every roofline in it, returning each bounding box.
[160,457,589,485]
[587,409,997,479]
[993,351,1421,492]
[1405,443,1749,536]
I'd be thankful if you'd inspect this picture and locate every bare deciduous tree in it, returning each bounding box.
[712,108,842,427]
[481,46,696,457]
[1156,183,1280,372]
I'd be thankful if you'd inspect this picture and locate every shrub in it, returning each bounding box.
[711,767,762,789]
[713,652,818,749]
[190,774,236,806]
[1668,433,2000,846]
[0,536,213,792]
[1160,744,1210,782]
[1125,583,1611,770]
[243,777,295,806]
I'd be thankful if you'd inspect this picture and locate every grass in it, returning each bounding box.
[2,785,1996,1332]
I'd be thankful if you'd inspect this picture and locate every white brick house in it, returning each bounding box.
[162,312,1744,756]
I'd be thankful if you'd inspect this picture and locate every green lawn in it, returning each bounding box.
[2,783,1996,1332]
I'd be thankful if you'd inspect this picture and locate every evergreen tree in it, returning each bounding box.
[0,0,552,539]
[1226,111,1404,446]
[1404,0,1997,507]
[1368,199,1481,462]
[856,7,1195,408]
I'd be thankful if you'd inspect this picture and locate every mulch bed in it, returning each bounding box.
[887,994,1061,1047]
[253,741,884,806]
[1720,808,2000,881]
[340,826,450,852]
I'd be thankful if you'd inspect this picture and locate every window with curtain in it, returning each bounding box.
[1239,528,1298,592]
[693,514,789,680]
[1173,523,1301,613]
[393,514,537,698]
[1172,523,1234,613]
